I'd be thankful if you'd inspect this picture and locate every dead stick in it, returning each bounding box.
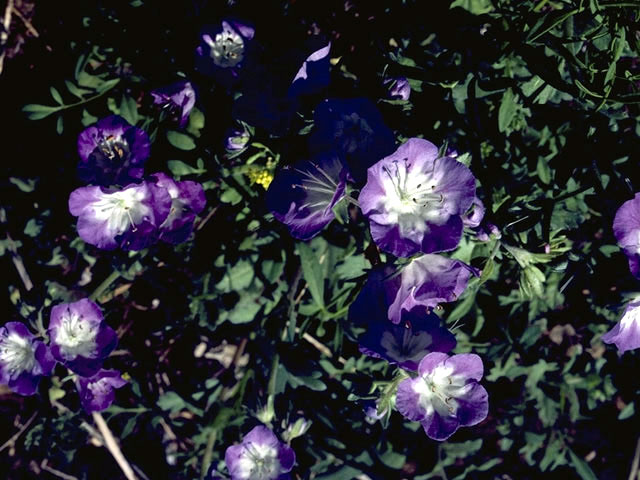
[0,0,14,75]
[0,411,37,452]
[92,412,138,480]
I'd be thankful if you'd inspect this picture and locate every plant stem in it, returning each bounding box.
[90,270,122,302]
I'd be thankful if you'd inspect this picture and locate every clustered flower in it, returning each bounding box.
[1,299,126,413]
[70,113,206,251]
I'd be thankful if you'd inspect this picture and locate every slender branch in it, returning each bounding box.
[40,460,78,480]
[0,411,38,452]
[628,435,640,480]
[92,412,138,480]
[89,270,122,302]
[0,0,14,75]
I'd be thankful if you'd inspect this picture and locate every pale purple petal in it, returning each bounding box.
[613,193,640,278]
[602,298,640,353]
[385,77,411,101]
[151,81,196,127]
[289,43,331,97]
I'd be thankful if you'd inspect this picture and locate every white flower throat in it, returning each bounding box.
[55,308,99,359]
[413,365,471,416]
[91,188,150,235]
[380,158,449,233]
[207,27,244,68]
[0,332,36,376]
[236,443,280,480]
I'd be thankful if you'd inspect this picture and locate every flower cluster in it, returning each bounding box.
[70,114,206,251]
[1,299,126,413]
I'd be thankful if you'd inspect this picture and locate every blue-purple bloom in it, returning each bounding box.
[385,76,411,101]
[613,193,640,279]
[267,152,347,240]
[195,20,255,84]
[225,425,295,480]
[151,173,206,244]
[359,138,477,257]
[150,81,196,127]
[355,256,476,325]
[48,299,117,377]
[77,115,151,186]
[396,352,488,441]
[309,98,396,185]
[0,322,54,395]
[69,181,172,250]
[602,297,640,353]
[76,369,127,413]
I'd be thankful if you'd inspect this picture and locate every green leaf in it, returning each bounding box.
[50,87,63,105]
[498,88,517,133]
[65,80,92,99]
[167,130,196,150]
[297,242,325,308]
[22,104,60,120]
[167,160,204,177]
[119,95,139,125]
[618,402,635,420]
[568,449,598,480]
[450,0,494,14]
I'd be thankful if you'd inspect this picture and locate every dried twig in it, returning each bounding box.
[0,0,14,75]
[0,411,38,453]
[40,460,78,480]
[92,412,138,480]
[628,435,640,480]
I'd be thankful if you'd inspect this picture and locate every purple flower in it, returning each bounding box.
[77,115,151,186]
[266,152,347,240]
[288,43,331,98]
[602,298,640,353]
[69,182,172,250]
[396,352,488,441]
[355,256,476,325]
[0,322,54,395]
[225,425,295,480]
[151,173,206,244]
[195,20,255,84]
[353,302,456,371]
[309,98,396,185]
[76,369,127,413]
[385,77,411,101]
[48,299,118,377]
[613,193,640,278]
[364,400,388,424]
[150,81,196,127]
[359,138,477,257]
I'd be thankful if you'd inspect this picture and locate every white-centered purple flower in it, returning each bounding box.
[151,173,206,244]
[69,181,172,250]
[308,98,396,186]
[396,352,488,441]
[225,426,295,480]
[385,76,411,101]
[266,152,348,240]
[49,299,118,377]
[602,297,640,353]
[76,369,128,413]
[151,81,196,127]
[77,115,151,186]
[359,138,477,257]
[0,322,55,395]
[613,193,640,279]
[196,20,255,83]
